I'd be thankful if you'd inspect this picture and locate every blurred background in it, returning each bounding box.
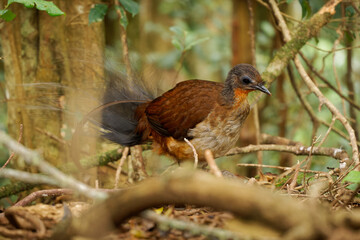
[0,0,359,190]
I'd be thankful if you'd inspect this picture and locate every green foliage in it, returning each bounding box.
[88,4,108,24]
[88,0,139,29]
[0,9,16,21]
[299,0,311,19]
[170,26,210,52]
[118,0,139,17]
[117,0,139,29]
[345,5,355,18]
[343,171,360,184]
[7,0,64,16]
[343,171,360,192]
[117,5,128,29]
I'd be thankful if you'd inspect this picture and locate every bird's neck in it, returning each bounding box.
[221,85,251,106]
[233,88,251,105]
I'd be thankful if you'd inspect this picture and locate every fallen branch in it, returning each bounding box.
[66,170,357,240]
[0,130,107,200]
[227,144,349,161]
[0,169,58,186]
[237,163,328,174]
[141,210,243,240]
[14,189,74,207]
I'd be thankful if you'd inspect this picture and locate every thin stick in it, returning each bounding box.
[227,144,349,161]
[318,117,337,148]
[0,168,58,185]
[247,0,263,176]
[237,163,326,174]
[184,138,198,168]
[204,150,222,178]
[300,52,360,111]
[1,124,23,169]
[332,26,346,116]
[114,0,134,83]
[14,189,73,207]
[0,130,108,200]
[114,147,129,189]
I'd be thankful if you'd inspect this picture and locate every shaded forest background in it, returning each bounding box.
[0,0,359,239]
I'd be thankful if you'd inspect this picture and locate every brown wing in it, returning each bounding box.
[145,80,224,140]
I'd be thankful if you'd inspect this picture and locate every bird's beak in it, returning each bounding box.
[253,84,271,96]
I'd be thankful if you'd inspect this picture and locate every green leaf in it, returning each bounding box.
[171,39,183,51]
[118,0,139,17]
[343,171,360,184]
[7,0,64,16]
[184,36,209,51]
[299,0,311,19]
[0,9,16,21]
[89,4,108,24]
[117,5,128,29]
[169,26,183,37]
[345,6,355,18]
[346,183,359,192]
[344,31,356,43]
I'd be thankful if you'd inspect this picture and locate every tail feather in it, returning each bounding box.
[100,70,154,146]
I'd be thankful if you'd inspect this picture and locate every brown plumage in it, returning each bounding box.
[102,64,271,161]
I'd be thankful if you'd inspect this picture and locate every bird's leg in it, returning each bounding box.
[129,145,148,182]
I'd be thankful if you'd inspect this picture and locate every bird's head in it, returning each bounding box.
[224,64,271,97]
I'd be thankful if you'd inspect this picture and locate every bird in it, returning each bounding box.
[100,64,271,161]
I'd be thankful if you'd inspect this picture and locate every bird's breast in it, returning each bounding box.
[154,100,249,161]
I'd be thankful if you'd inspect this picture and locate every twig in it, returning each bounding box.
[259,0,343,101]
[35,127,67,145]
[14,189,74,207]
[0,130,108,200]
[204,150,222,177]
[237,163,327,174]
[141,210,243,240]
[1,124,23,169]
[114,0,134,83]
[332,25,346,116]
[342,3,359,140]
[115,147,129,189]
[0,168,58,186]
[344,184,360,207]
[247,0,263,176]
[299,52,360,111]
[184,138,198,168]
[318,117,337,148]
[269,0,359,169]
[294,58,358,167]
[288,65,357,146]
[227,144,349,161]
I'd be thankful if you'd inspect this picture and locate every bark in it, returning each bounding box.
[67,170,360,240]
[1,1,105,166]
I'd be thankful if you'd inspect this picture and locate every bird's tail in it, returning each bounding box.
[100,70,155,146]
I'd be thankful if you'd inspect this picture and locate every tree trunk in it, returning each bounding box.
[1,1,105,167]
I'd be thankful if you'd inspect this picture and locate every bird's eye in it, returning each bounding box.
[241,76,251,85]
